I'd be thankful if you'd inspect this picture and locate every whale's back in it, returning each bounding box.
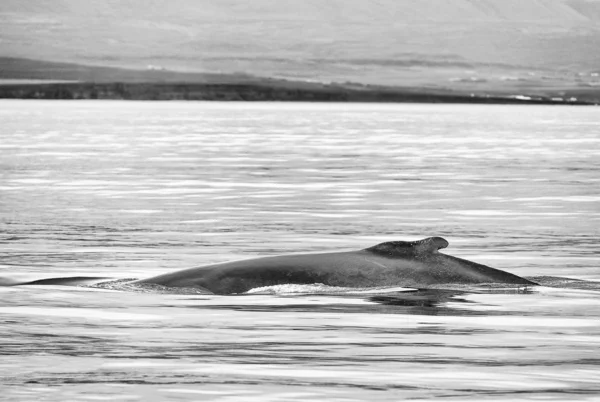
[137,237,535,294]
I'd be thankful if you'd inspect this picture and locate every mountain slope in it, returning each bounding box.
[1,0,600,88]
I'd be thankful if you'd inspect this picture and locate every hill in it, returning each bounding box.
[1,0,599,100]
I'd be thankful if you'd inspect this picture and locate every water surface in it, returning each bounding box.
[1,101,599,400]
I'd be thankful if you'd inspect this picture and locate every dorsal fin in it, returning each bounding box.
[366,237,449,257]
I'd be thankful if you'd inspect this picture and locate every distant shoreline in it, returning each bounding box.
[1,57,598,105]
[0,82,596,105]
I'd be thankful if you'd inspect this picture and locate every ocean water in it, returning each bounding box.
[1,100,599,401]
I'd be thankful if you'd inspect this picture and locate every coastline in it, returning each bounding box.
[0,81,597,105]
[1,57,598,105]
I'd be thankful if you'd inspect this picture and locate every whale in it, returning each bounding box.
[133,237,536,294]
[0,237,536,293]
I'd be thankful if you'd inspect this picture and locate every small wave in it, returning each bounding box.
[245,283,414,295]
[93,281,414,295]
[427,283,537,294]
[90,279,212,294]
[527,276,600,291]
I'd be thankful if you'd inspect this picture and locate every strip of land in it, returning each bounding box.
[0,58,598,104]
[1,81,599,105]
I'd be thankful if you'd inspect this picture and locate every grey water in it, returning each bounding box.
[1,100,599,401]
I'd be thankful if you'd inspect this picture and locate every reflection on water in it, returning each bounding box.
[1,101,599,400]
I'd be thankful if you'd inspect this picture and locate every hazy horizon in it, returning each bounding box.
[2,0,600,91]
